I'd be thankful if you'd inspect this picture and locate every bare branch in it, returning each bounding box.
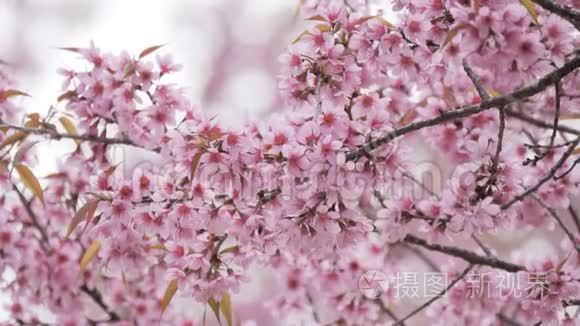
[506,110,580,136]
[400,242,441,272]
[12,184,50,252]
[497,313,523,326]
[531,0,580,30]
[0,121,138,147]
[400,170,440,199]
[549,82,562,147]
[462,59,506,173]
[391,264,473,326]
[554,157,579,180]
[568,206,580,233]
[471,234,494,257]
[403,235,526,273]
[306,292,320,323]
[531,195,580,252]
[80,285,121,323]
[492,107,506,168]
[502,136,580,210]
[380,303,403,325]
[462,59,490,101]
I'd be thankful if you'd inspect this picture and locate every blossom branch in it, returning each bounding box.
[531,0,580,30]
[501,136,580,210]
[347,54,580,161]
[403,235,526,272]
[568,206,580,233]
[12,184,50,251]
[0,120,139,147]
[462,59,505,174]
[506,109,580,136]
[549,82,561,147]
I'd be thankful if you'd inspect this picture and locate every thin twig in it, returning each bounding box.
[549,82,561,147]
[554,157,579,180]
[502,137,580,210]
[471,234,494,257]
[403,235,526,273]
[400,170,440,199]
[506,110,580,136]
[531,195,580,252]
[80,285,121,322]
[12,184,50,252]
[380,303,403,325]
[462,59,490,101]
[497,313,523,326]
[347,55,580,161]
[568,206,580,233]
[400,242,441,272]
[463,59,508,172]
[531,0,580,30]
[492,107,506,168]
[391,265,473,326]
[306,292,320,323]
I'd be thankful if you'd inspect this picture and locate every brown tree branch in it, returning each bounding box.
[12,184,50,252]
[391,264,473,326]
[347,55,580,161]
[462,59,490,101]
[549,82,561,147]
[531,0,580,30]
[501,136,580,210]
[80,285,121,323]
[568,206,580,233]
[403,235,526,273]
[0,121,138,147]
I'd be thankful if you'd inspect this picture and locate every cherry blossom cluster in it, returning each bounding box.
[0,0,580,325]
